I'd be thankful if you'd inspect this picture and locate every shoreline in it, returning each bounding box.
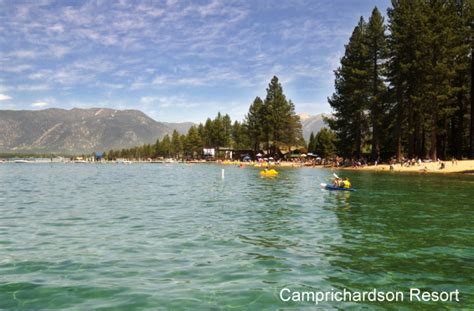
[334,160,474,175]
[216,160,474,175]
[2,159,474,175]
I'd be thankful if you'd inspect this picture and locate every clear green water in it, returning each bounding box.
[0,164,473,310]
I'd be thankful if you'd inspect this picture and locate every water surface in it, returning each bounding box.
[0,164,473,309]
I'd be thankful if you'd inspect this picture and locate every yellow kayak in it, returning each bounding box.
[260,169,279,176]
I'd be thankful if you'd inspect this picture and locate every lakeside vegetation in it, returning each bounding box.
[4,2,473,164]
[108,1,474,163]
[106,76,305,160]
[329,1,474,161]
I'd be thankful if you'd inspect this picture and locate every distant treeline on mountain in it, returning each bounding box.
[106,76,305,160]
[329,2,474,161]
[0,108,193,154]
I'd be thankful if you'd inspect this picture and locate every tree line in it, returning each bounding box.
[106,76,303,160]
[328,1,473,161]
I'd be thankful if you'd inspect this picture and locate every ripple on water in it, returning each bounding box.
[0,164,473,309]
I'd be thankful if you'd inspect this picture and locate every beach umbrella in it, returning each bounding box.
[256,153,262,157]
[300,154,307,157]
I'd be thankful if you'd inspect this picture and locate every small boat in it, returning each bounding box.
[320,183,355,192]
[73,160,88,163]
[260,169,279,176]
[14,159,34,163]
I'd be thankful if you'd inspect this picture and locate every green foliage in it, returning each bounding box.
[329,1,473,160]
[263,76,303,152]
[104,76,304,160]
[328,17,371,158]
[313,128,337,158]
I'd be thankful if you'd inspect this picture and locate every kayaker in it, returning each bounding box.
[333,177,341,187]
[342,177,351,189]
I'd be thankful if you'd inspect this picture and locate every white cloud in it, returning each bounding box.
[9,49,38,59]
[2,64,33,73]
[16,84,50,91]
[0,94,12,101]
[31,101,49,107]
[49,45,70,58]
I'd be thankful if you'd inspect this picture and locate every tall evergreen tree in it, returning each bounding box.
[314,128,337,158]
[171,130,182,158]
[388,0,430,159]
[328,17,370,158]
[245,96,264,154]
[308,132,315,153]
[262,76,303,153]
[366,7,388,160]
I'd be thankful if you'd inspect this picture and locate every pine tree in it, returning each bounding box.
[160,135,171,158]
[185,126,202,157]
[314,128,337,158]
[308,132,315,153]
[328,17,370,158]
[282,99,303,150]
[261,76,302,154]
[388,0,430,158]
[171,130,182,158]
[245,96,264,154]
[366,7,388,161]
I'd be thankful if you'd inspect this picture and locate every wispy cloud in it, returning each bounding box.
[1,0,391,119]
[31,101,49,107]
[0,94,12,101]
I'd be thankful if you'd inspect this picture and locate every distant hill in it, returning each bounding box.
[0,108,193,154]
[299,113,330,142]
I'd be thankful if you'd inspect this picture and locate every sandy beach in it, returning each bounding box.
[219,159,474,175]
[338,160,474,174]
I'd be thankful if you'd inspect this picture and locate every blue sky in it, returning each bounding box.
[0,0,390,123]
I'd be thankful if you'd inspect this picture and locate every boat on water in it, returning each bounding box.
[73,160,88,163]
[260,169,279,177]
[320,183,355,192]
[14,159,34,163]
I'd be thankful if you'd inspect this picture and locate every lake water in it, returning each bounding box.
[0,163,473,310]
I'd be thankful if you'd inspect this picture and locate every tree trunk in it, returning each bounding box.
[414,113,422,157]
[430,111,438,161]
[407,99,414,157]
[471,44,474,158]
[355,111,362,159]
[454,95,464,159]
[395,88,403,161]
[371,50,380,162]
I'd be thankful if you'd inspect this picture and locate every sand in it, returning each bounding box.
[222,159,474,174]
[339,160,474,174]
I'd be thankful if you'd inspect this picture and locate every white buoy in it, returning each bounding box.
[221,169,225,179]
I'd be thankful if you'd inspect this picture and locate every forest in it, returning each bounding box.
[106,76,304,160]
[108,0,474,162]
[328,0,473,161]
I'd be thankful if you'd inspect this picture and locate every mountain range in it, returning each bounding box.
[298,113,329,142]
[0,108,328,154]
[0,108,193,154]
